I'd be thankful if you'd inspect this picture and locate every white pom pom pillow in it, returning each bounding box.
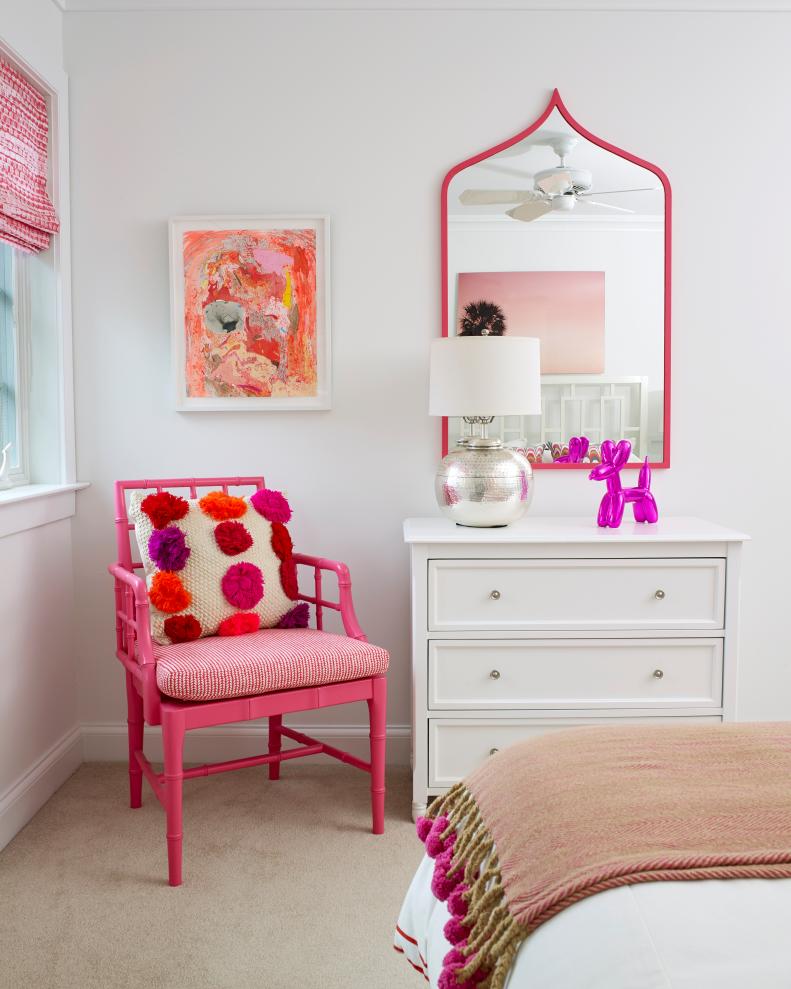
[129,487,308,646]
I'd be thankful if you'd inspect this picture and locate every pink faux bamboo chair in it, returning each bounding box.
[109,476,387,886]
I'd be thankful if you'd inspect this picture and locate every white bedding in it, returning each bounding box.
[396,853,791,987]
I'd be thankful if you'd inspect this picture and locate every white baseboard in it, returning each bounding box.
[81,721,411,766]
[0,726,82,852]
[0,722,410,848]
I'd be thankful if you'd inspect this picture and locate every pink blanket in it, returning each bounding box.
[418,722,791,989]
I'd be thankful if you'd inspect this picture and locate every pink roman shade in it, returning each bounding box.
[0,58,59,254]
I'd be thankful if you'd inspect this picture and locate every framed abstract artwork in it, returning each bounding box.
[169,215,331,411]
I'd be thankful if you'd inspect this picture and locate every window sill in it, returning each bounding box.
[0,482,90,538]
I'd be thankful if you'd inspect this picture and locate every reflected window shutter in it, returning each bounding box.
[0,58,59,254]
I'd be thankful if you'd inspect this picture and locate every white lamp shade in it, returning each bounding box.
[429,336,541,417]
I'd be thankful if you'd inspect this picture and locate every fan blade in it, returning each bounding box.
[535,171,573,195]
[577,187,658,197]
[507,200,553,223]
[583,200,635,214]
[459,189,539,206]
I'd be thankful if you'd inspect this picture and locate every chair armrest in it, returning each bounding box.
[292,554,366,640]
[109,562,155,666]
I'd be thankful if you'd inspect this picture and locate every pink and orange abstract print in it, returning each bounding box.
[181,227,317,400]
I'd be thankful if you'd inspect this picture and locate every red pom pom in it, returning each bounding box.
[163,614,202,643]
[280,556,299,600]
[218,612,260,636]
[141,492,189,530]
[270,522,293,561]
[214,520,253,556]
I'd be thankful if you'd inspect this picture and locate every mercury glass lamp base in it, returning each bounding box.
[435,443,534,527]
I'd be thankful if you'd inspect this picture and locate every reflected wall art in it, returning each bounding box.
[456,270,604,374]
[170,215,330,410]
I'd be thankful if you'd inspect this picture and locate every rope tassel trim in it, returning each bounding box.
[417,784,525,989]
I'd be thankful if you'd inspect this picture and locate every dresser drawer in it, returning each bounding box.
[428,638,723,710]
[428,558,725,631]
[428,716,724,788]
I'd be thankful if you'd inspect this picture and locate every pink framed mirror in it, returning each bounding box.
[441,90,671,469]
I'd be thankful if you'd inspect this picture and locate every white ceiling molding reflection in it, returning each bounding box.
[49,0,791,11]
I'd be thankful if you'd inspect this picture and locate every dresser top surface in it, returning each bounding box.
[403,516,749,545]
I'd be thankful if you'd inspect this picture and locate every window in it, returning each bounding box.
[0,242,28,486]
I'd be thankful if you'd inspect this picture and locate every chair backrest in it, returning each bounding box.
[114,476,266,571]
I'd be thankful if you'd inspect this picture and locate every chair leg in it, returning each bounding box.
[125,672,144,809]
[268,714,282,781]
[162,710,186,887]
[367,676,387,835]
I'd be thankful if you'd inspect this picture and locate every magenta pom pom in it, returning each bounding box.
[416,817,432,842]
[437,969,458,989]
[444,916,471,945]
[443,947,467,969]
[438,950,489,989]
[431,849,458,901]
[250,488,292,524]
[448,884,470,918]
[221,562,264,609]
[148,526,190,571]
[275,603,310,628]
[426,815,450,858]
[426,831,446,858]
[426,823,456,858]
[432,871,456,901]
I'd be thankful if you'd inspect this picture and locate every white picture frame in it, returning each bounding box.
[169,214,331,411]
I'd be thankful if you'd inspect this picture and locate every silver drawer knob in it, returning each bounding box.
[653,669,664,679]
[490,590,501,600]
[489,669,501,680]
[654,589,666,600]
[489,748,499,756]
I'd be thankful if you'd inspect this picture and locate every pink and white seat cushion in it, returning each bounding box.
[153,627,390,702]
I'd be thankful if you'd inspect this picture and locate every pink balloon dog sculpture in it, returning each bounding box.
[555,436,590,463]
[588,439,659,528]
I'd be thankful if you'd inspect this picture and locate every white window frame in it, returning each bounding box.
[1,248,31,487]
[0,35,85,536]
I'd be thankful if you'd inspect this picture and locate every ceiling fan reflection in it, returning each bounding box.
[459,137,658,223]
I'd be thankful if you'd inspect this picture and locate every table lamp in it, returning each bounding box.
[429,336,541,526]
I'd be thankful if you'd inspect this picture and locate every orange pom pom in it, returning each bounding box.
[149,571,192,614]
[198,491,248,521]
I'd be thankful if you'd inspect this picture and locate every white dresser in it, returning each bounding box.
[404,516,748,819]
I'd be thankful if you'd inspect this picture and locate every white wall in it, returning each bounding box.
[448,222,664,389]
[0,0,81,849]
[64,8,791,748]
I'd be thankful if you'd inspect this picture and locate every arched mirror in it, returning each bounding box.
[441,90,670,468]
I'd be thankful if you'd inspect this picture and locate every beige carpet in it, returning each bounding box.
[0,763,424,989]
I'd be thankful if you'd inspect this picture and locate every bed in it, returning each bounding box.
[396,856,791,987]
[394,723,791,988]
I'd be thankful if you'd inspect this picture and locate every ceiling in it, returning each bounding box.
[447,108,664,220]
[51,0,791,12]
